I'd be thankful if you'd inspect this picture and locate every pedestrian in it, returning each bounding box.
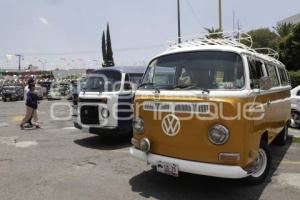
[20,78,40,129]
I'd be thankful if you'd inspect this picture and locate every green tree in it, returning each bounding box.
[274,23,295,38]
[101,31,108,67]
[278,23,300,71]
[106,23,114,67]
[246,28,279,49]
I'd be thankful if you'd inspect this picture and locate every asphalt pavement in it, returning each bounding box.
[0,100,300,200]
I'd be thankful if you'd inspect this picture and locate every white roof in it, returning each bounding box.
[152,31,284,67]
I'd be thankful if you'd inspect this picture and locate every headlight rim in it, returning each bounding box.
[208,124,230,145]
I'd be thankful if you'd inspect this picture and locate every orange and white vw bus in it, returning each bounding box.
[130,33,291,184]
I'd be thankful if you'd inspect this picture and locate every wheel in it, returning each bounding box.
[274,123,288,146]
[245,141,271,184]
[290,111,300,129]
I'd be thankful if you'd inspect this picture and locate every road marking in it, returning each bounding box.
[62,127,77,130]
[15,141,38,148]
[0,136,38,148]
[274,160,300,165]
[0,122,8,127]
[11,115,23,122]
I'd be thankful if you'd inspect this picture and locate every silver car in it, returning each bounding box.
[291,85,300,128]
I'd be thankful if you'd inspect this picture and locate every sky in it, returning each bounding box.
[0,0,300,70]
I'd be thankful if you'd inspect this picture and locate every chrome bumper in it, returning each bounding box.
[129,148,249,179]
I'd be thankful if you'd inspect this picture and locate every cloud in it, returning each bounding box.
[38,17,49,25]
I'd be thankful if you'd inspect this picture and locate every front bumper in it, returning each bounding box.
[129,148,249,179]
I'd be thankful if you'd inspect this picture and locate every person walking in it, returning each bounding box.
[20,78,40,129]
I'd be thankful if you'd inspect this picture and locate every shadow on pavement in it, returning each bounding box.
[129,137,293,200]
[74,135,132,150]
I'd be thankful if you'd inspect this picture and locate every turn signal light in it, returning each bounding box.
[219,153,240,163]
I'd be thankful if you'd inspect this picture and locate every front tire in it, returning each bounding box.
[245,141,271,184]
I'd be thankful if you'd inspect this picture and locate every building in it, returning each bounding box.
[278,13,300,25]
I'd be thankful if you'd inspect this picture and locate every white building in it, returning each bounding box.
[278,13,300,24]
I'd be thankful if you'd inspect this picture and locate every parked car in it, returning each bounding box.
[74,66,146,137]
[2,84,24,102]
[47,82,70,100]
[291,85,300,128]
[130,34,291,184]
[35,84,44,100]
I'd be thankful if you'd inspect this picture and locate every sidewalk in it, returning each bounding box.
[289,128,300,138]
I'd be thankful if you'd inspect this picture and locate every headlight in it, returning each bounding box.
[208,124,229,145]
[140,138,150,153]
[133,117,144,134]
[100,108,110,119]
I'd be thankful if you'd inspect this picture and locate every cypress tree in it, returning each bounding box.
[101,31,107,67]
[106,23,115,66]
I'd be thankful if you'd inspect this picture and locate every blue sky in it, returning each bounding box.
[0,0,300,70]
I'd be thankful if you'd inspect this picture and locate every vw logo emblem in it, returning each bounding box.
[161,114,180,136]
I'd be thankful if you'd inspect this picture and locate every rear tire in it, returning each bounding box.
[290,111,300,129]
[245,141,271,185]
[274,123,288,146]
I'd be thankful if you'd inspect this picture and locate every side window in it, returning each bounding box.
[248,58,264,88]
[278,68,289,86]
[297,90,300,96]
[266,64,280,87]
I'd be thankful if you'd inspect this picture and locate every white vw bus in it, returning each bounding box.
[74,66,146,136]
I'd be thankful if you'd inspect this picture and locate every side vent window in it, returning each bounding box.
[248,58,264,88]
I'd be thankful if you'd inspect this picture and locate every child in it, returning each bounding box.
[20,79,40,129]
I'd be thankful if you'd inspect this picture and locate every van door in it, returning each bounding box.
[248,58,271,139]
[265,64,282,139]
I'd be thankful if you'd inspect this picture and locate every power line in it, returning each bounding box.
[185,0,203,27]
[6,44,164,57]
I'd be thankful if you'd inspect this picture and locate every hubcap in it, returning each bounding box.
[251,148,267,178]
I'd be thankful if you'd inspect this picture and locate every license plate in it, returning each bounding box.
[156,161,179,177]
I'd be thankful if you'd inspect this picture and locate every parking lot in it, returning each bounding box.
[0,99,300,200]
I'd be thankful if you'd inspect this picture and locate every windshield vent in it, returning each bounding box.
[143,101,209,113]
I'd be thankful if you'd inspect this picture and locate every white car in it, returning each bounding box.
[291,85,300,128]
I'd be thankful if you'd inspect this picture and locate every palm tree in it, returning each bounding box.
[274,23,295,38]
[204,27,223,39]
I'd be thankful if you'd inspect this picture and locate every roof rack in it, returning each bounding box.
[254,48,279,59]
[166,30,280,62]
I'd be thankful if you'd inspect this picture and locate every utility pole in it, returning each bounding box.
[177,0,182,44]
[218,0,223,31]
[15,54,22,72]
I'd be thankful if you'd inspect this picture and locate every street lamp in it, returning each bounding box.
[38,59,47,71]
[6,54,23,72]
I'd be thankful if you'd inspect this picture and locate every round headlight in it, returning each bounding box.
[208,124,229,145]
[133,117,144,134]
[101,108,110,119]
[140,138,150,153]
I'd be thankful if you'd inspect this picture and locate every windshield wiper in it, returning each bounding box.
[170,84,195,90]
[138,82,160,94]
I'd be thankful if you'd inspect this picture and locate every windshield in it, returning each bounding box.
[85,70,122,92]
[141,51,245,90]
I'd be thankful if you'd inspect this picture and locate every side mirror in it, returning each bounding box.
[124,82,132,91]
[259,77,272,90]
